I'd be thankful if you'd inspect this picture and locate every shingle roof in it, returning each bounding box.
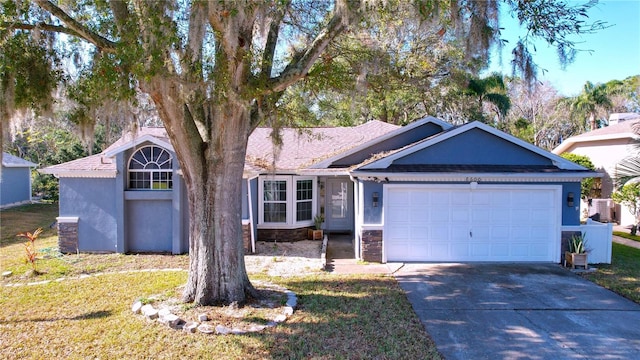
[41,121,400,175]
[246,121,399,171]
[2,152,37,168]
[573,119,640,138]
[40,153,115,173]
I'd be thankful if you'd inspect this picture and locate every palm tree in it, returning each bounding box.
[466,72,511,123]
[563,81,614,131]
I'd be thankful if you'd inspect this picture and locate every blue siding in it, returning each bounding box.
[332,122,444,167]
[1,167,31,205]
[59,178,118,252]
[562,182,581,225]
[363,181,384,224]
[395,128,551,165]
[242,179,249,219]
[126,199,173,252]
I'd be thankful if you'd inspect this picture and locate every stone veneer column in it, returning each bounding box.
[361,229,383,263]
[57,217,79,254]
[242,223,252,253]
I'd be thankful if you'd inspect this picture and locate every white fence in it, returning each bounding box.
[563,219,613,264]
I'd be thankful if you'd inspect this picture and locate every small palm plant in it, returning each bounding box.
[17,228,44,274]
[568,233,588,254]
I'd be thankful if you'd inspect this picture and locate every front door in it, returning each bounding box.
[325,178,354,232]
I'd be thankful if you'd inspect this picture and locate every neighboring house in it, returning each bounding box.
[553,113,640,225]
[42,116,597,264]
[1,152,37,207]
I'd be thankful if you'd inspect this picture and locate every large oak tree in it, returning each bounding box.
[1,0,605,305]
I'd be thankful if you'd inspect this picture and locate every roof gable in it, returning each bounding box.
[358,121,587,171]
[104,128,173,157]
[311,116,452,169]
[553,120,640,154]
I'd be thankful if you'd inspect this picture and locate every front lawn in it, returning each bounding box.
[0,272,440,359]
[1,204,441,359]
[583,243,640,304]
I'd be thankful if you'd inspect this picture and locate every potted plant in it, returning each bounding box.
[312,214,324,240]
[564,233,589,269]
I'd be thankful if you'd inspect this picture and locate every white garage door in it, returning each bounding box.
[384,185,560,262]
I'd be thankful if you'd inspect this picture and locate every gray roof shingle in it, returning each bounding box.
[41,121,399,175]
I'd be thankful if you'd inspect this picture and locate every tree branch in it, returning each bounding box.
[260,1,290,79]
[108,0,131,35]
[265,0,357,94]
[2,22,83,39]
[33,0,117,51]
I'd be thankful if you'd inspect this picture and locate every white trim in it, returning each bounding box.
[57,216,79,223]
[310,116,452,169]
[552,132,639,154]
[104,134,174,157]
[257,175,317,228]
[381,183,562,263]
[246,178,256,253]
[358,121,588,171]
[352,171,601,183]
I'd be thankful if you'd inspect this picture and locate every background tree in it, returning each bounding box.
[504,79,578,150]
[1,0,607,305]
[612,183,640,235]
[561,81,614,131]
[560,153,598,199]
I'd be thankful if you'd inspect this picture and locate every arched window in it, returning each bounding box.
[128,145,173,189]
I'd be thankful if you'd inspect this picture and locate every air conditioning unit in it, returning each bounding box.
[589,199,614,222]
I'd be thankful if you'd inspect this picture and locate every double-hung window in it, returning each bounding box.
[259,176,316,228]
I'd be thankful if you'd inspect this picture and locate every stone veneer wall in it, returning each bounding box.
[58,221,79,254]
[361,230,383,263]
[561,230,582,264]
[258,228,313,242]
[242,223,252,253]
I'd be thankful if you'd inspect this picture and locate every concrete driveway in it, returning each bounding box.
[394,263,640,360]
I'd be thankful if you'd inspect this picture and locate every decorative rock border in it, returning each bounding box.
[131,281,298,335]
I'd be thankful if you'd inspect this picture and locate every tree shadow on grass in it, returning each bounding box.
[1,310,112,324]
[240,276,442,359]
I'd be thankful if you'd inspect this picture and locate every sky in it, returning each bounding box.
[487,0,640,97]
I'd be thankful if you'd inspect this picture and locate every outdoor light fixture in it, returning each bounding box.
[567,192,575,207]
[372,192,379,207]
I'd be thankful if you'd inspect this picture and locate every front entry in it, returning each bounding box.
[324,178,354,232]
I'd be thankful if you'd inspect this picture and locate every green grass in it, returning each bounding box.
[613,231,640,243]
[0,272,440,359]
[583,243,640,304]
[1,204,441,359]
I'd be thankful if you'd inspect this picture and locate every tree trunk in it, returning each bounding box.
[181,106,257,306]
[146,80,257,306]
[589,113,597,130]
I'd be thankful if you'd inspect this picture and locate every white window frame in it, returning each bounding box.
[127,145,173,190]
[258,175,317,229]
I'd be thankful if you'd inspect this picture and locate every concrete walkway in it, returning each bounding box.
[324,234,397,274]
[612,225,640,249]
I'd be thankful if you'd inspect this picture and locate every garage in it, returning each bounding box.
[384,184,561,262]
